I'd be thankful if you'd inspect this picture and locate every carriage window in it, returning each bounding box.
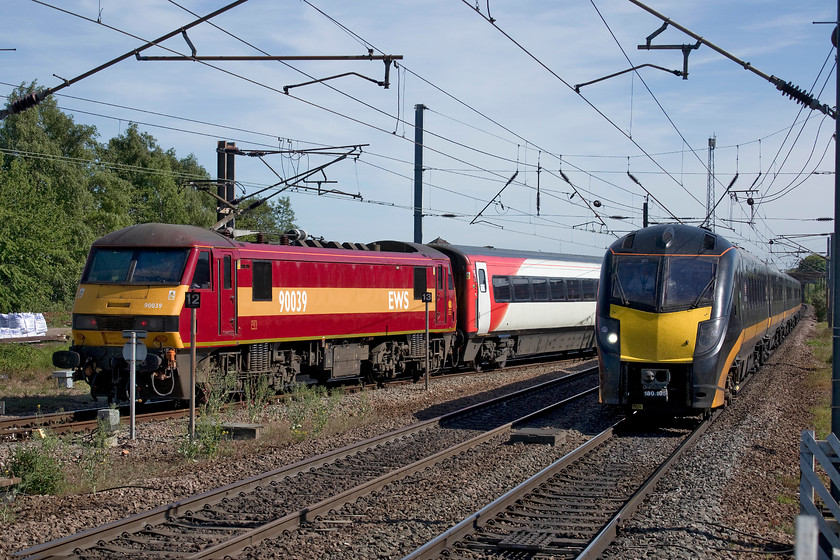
[566,279,582,301]
[512,277,531,301]
[492,276,511,302]
[252,260,272,301]
[549,279,567,301]
[437,265,444,290]
[532,278,549,301]
[191,251,211,289]
[581,279,597,301]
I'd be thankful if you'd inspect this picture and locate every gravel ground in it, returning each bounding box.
[0,313,824,560]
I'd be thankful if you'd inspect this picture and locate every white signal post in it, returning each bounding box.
[122,330,147,440]
[185,292,202,442]
[423,292,432,391]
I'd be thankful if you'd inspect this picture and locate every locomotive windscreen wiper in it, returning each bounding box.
[612,270,629,306]
[689,276,716,309]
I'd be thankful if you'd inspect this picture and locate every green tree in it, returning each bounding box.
[0,84,98,310]
[101,124,215,226]
[236,196,297,239]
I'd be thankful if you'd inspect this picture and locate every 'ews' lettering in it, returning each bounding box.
[388,290,410,310]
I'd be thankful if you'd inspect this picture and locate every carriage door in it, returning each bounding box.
[217,251,237,335]
[475,262,491,335]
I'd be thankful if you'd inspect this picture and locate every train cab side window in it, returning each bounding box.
[191,251,211,289]
[437,265,444,290]
[448,270,454,290]
[252,260,272,301]
[222,255,232,290]
[549,278,567,301]
[492,276,511,302]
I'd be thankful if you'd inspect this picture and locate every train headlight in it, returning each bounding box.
[695,316,728,356]
[597,316,620,351]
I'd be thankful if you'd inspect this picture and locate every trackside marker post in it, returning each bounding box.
[122,330,147,440]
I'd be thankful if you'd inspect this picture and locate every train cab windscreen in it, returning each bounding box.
[83,248,189,284]
[611,255,718,312]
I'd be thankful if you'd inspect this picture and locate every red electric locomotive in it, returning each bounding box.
[53,223,457,401]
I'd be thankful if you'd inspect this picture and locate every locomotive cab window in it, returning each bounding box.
[610,255,659,310]
[191,251,211,289]
[663,257,717,310]
[83,248,188,285]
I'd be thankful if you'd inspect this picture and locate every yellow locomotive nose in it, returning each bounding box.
[610,306,712,363]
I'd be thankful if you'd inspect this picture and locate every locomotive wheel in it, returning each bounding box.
[469,360,483,373]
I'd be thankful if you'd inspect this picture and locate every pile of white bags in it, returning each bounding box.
[0,313,48,339]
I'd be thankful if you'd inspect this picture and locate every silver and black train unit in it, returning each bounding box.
[596,224,801,415]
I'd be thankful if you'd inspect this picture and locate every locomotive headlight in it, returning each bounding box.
[695,316,728,356]
[597,315,620,351]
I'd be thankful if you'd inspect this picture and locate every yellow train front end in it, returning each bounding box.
[51,225,215,402]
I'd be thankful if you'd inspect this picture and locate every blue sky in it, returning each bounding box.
[3,0,836,268]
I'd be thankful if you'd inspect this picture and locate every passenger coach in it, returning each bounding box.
[432,244,601,371]
[596,224,801,415]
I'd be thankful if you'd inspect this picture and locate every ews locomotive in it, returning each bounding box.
[53,223,600,402]
[596,224,801,415]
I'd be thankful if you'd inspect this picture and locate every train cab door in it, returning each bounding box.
[475,261,491,335]
[216,251,237,335]
[434,264,446,328]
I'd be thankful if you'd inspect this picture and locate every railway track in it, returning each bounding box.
[14,366,598,559]
[0,401,184,440]
[1,356,594,440]
[402,412,717,560]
